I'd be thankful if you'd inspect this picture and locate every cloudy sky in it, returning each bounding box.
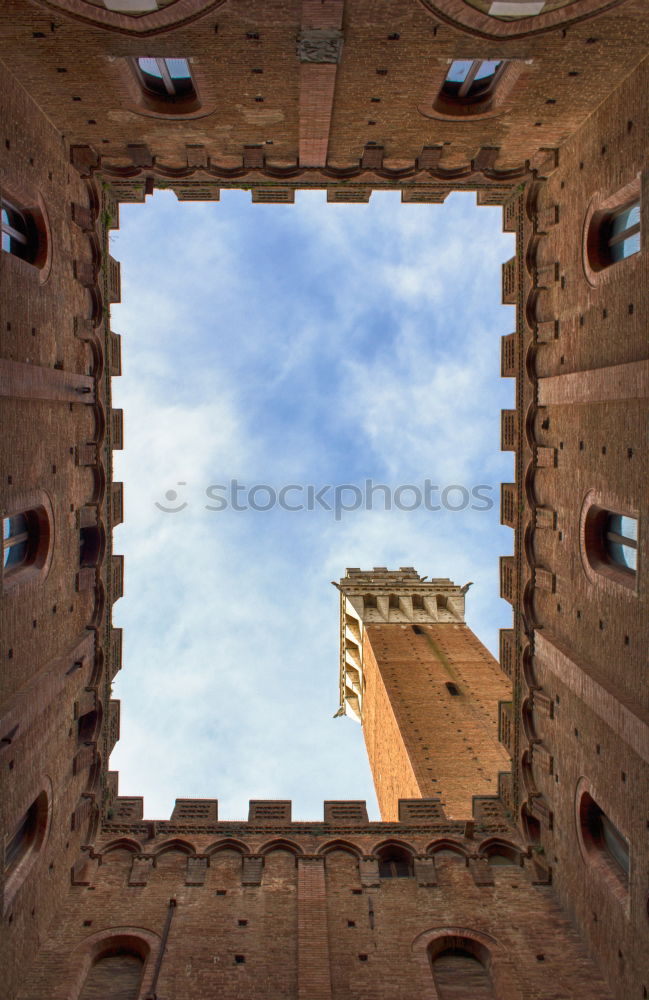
[109,188,515,822]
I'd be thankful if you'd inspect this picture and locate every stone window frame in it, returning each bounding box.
[1,490,54,593]
[579,489,639,593]
[575,777,630,906]
[582,174,643,287]
[418,59,525,122]
[3,781,52,915]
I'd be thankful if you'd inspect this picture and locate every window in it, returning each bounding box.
[3,511,40,575]
[4,792,49,883]
[79,524,102,568]
[431,946,495,999]
[442,59,506,102]
[422,57,521,121]
[584,182,642,280]
[1,199,38,264]
[604,514,637,572]
[377,846,413,878]
[445,681,461,696]
[584,504,637,585]
[601,201,641,264]
[2,505,52,589]
[579,791,629,889]
[134,57,197,104]
[79,948,145,1000]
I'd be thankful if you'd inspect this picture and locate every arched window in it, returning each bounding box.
[584,505,637,585]
[442,60,506,102]
[4,792,49,883]
[432,58,509,117]
[78,709,99,744]
[79,947,145,1000]
[377,845,413,878]
[585,183,642,277]
[602,201,641,263]
[2,509,48,579]
[430,940,495,999]
[1,198,38,264]
[133,57,197,108]
[578,791,629,889]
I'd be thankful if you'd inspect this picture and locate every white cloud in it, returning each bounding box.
[107,189,514,821]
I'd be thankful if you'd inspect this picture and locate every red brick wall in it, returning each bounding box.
[13,817,614,1000]
[363,624,511,820]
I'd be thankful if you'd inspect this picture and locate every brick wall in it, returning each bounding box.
[14,808,614,1000]
[363,624,511,820]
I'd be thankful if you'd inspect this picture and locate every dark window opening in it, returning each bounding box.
[445,682,461,696]
[431,944,495,999]
[78,709,99,744]
[580,793,629,884]
[79,524,102,568]
[79,949,145,1000]
[377,846,413,878]
[4,791,48,878]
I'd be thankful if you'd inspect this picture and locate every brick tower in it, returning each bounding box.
[338,568,511,820]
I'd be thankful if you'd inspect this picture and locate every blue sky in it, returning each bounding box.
[109,188,515,821]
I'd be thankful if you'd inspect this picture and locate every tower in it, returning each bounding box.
[338,568,511,820]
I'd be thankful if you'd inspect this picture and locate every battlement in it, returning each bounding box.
[338,567,466,720]
[102,778,516,841]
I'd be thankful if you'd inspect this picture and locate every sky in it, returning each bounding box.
[109,188,515,822]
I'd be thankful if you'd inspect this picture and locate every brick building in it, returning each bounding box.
[0,1,647,997]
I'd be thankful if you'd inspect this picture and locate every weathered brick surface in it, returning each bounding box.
[13,816,614,1000]
[506,48,649,1000]
[362,624,511,820]
[0,59,113,1000]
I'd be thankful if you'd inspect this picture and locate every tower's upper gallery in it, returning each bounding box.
[337,568,468,720]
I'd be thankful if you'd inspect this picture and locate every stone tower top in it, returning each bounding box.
[336,567,467,721]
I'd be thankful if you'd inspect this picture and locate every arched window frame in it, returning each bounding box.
[376,844,414,879]
[443,59,507,102]
[1,199,36,261]
[1,194,49,275]
[576,779,630,903]
[3,786,51,913]
[129,56,201,116]
[2,497,53,591]
[582,175,643,286]
[73,930,160,1000]
[580,491,639,592]
[419,58,523,121]
[430,938,496,998]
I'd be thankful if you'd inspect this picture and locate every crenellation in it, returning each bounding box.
[1,2,647,997]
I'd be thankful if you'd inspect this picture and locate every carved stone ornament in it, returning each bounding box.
[297,29,343,64]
